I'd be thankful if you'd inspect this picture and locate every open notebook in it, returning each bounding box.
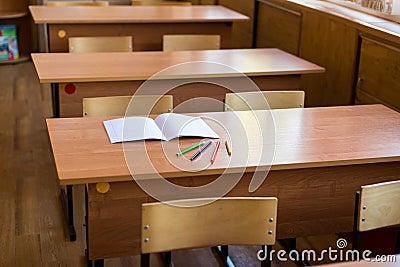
[103,113,219,143]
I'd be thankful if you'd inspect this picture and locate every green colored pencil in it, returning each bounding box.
[176,141,205,156]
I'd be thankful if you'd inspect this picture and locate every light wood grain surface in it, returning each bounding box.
[68,36,133,53]
[141,197,277,253]
[45,1,110,6]
[162,34,221,52]
[82,104,400,259]
[224,90,305,110]
[357,37,400,112]
[29,5,249,24]
[279,0,400,40]
[131,0,192,6]
[0,60,359,266]
[46,104,400,185]
[31,48,325,83]
[358,180,400,232]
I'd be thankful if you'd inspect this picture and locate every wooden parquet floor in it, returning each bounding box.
[0,61,342,267]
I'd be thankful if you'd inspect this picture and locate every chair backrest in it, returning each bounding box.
[141,197,277,254]
[46,1,109,6]
[163,35,221,52]
[224,90,305,111]
[68,36,133,53]
[132,0,191,6]
[83,95,173,117]
[357,180,400,232]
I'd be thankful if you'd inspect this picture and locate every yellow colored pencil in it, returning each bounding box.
[225,140,231,156]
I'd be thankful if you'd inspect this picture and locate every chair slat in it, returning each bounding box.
[358,180,400,232]
[83,95,173,117]
[46,1,109,6]
[132,0,191,6]
[69,36,133,53]
[225,91,305,111]
[141,197,277,254]
[163,35,220,52]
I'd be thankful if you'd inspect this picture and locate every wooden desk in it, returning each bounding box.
[46,104,400,260]
[31,48,325,117]
[28,5,248,52]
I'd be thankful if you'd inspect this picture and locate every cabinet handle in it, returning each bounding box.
[355,77,364,103]
[356,77,364,89]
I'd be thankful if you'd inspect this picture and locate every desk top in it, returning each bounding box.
[29,5,248,24]
[31,48,325,83]
[46,104,400,185]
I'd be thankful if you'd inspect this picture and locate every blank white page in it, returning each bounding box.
[103,117,166,143]
[154,113,219,141]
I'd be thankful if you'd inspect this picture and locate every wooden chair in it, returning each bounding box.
[163,34,221,52]
[224,90,305,264]
[46,1,109,6]
[224,90,305,111]
[68,36,133,53]
[131,0,192,6]
[141,197,278,267]
[83,95,173,117]
[353,180,400,254]
[83,94,172,267]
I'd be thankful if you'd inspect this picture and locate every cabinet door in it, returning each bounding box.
[356,37,400,112]
[255,0,301,56]
[219,0,255,48]
[299,11,358,107]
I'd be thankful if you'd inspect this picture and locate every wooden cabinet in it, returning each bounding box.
[255,0,301,56]
[252,0,400,109]
[254,0,358,107]
[299,11,358,107]
[0,1,31,64]
[356,36,400,112]
[218,0,255,48]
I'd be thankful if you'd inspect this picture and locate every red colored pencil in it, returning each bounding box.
[210,140,221,164]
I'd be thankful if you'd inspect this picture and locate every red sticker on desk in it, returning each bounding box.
[64,83,76,94]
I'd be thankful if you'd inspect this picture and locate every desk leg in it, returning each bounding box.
[279,238,310,266]
[51,83,60,118]
[85,186,105,267]
[51,83,72,240]
[53,83,73,240]
[60,185,76,241]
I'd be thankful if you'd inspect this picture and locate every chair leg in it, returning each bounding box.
[211,246,230,267]
[278,238,310,266]
[261,245,272,267]
[352,191,363,252]
[141,253,150,267]
[220,245,228,261]
[395,227,400,254]
[162,251,173,267]
[88,259,104,267]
